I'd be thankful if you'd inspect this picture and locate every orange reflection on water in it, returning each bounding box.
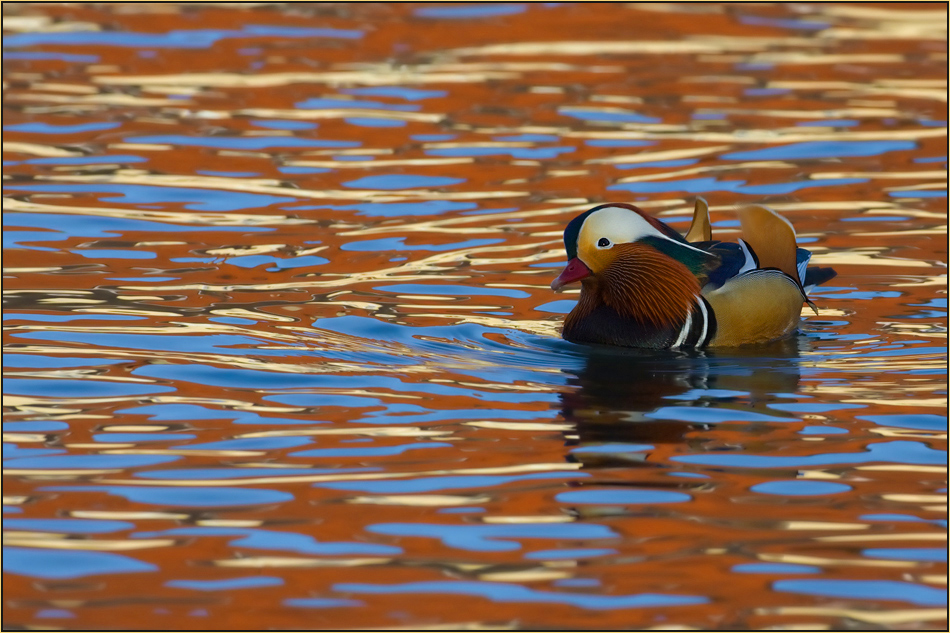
[3,2,947,630]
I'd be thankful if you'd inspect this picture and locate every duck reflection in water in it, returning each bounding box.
[559,337,806,469]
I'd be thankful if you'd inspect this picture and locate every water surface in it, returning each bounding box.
[3,2,947,630]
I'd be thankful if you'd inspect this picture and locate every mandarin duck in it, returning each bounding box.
[551,199,836,349]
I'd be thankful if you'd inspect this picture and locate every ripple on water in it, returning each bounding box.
[3,548,157,580]
[333,581,708,610]
[39,486,294,507]
[3,2,947,629]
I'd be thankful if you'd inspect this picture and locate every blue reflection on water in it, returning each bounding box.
[738,15,828,30]
[2,51,98,62]
[3,446,65,459]
[4,231,64,250]
[4,122,121,134]
[889,190,947,198]
[94,433,196,443]
[721,140,915,161]
[857,414,947,431]
[343,87,446,101]
[570,444,653,454]
[250,119,317,130]
[798,426,848,435]
[863,548,947,562]
[196,170,261,178]
[3,354,127,367]
[2,421,68,432]
[609,177,867,195]
[138,467,376,480]
[179,436,312,451]
[2,518,133,533]
[525,548,618,560]
[167,576,283,591]
[3,378,174,398]
[426,146,575,159]
[561,108,660,124]
[278,166,330,174]
[617,159,697,169]
[3,547,156,579]
[673,441,944,467]
[15,331,283,357]
[316,472,586,495]
[460,207,521,216]
[585,139,655,147]
[305,316,586,373]
[171,254,329,270]
[71,249,156,259]
[367,521,617,552]
[535,299,576,314]
[40,485,294,507]
[292,442,452,458]
[841,216,908,222]
[774,579,947,606]
[4,184,295,212]
[335,580,707,609]
[346,118,405,128]
[125,135,360,150]
[133,364,549,403]
[286,598,363,609]
[361,403,560,425]
[133,527,401,555]
[494,134,560,142]
[178,437,312,451]
[374,284,529,298]
[4,454,179,470]
[3,25,362,48]
[415,4,527,18]
[768,402,864,413]
[732,563,821,574]
[208,317,254,325]
[291,200,476,217]
[750,481,851,496]
[5,211,270,239]
[296,97,420,112]
[744,88,791,97]
[796,119,859,127]
[556,489,691,504]
[118,403,325,426]
[646,406,790,423]
[342,237,503,252]
[343,175,465,190]
[264,394,382,408]
[35,609,74,619]
[663,388,748,400]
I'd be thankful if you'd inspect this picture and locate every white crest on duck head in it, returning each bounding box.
[575,204,712,266]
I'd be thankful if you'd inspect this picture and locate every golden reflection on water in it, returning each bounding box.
[3,1,948,630]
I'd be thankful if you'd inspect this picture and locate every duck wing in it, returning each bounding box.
[700,205,833,346]
[685,197,712,242]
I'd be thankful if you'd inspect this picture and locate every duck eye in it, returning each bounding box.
[597,237,611,248]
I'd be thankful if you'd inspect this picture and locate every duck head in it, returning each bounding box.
[552,203,720,345]
[552,203,716,291]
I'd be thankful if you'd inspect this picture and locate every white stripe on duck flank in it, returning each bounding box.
[672,297,714,350]
[697,296,711,347]
[672,310,693,349]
